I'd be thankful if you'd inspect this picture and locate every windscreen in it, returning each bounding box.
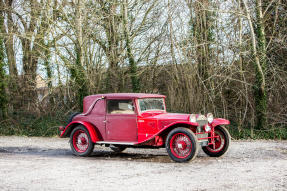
[138,98,165,112]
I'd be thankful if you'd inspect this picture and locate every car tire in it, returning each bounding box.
[110,145,126,153]
[70,125,94,157]
[202,126,231,157]
[166,127,199,163]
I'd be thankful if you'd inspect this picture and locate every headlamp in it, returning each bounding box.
[207,113,214,123]
[189,114,196,123]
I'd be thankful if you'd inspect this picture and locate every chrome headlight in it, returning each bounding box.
[189,114,197,123]
[207,113,214,123]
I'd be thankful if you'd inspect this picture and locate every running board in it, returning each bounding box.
[96,141,136,145]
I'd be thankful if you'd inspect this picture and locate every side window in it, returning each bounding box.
[107,99,135,114]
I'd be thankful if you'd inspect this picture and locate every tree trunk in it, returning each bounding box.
[192,0,212,81]
[254,0,267,129]
[101,1,121,93]
[5,11,17,79]
[71,0,88,109]
[0,3,7,118]
[20,0,43,111]
[44,49,53,105]
[70,46,88,109]
[22,51,38,110]
[187,0,214,111]
[0,30,7,119]
[243,0,267,129]
[122,0,139,92]
[1,0,19,110]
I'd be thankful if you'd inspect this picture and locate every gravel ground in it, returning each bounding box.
[0,136,286,191]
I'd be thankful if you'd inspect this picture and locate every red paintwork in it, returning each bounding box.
[59,93,230,147]
[137,111,198,143]
[211,118,230,127]
[106,113,138,141]
[61,121,100,143]
[137,120,197,144]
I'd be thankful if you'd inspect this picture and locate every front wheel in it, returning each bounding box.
[166,127,199,163]
[70,126,94,157]
[202,126,231,157]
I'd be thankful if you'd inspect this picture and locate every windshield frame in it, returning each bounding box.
[137,97,166,113]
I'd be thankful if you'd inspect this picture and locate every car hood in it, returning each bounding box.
[143,113,190,121]
[142,113,190,129]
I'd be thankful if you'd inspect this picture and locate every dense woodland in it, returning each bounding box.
[0,0,286,138]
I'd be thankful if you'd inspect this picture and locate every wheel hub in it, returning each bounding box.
[177,141,187,150]
[170,133,192,158]
[73,130,89,153]
[78,136,87,145]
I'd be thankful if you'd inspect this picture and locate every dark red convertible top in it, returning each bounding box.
[86,93,165,99]
[83,93,166,113]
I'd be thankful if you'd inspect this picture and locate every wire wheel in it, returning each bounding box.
[166,127,199,162]
[202,126,231,157]
[72,129,89,153]
[170,133,192,158]
[70,126,94,157]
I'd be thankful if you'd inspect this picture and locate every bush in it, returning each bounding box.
[0,111,68,137]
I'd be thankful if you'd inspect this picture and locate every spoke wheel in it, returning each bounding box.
[170,133,192,158]
[73,130,89,152]
[166,128,199,163]
[70,126,94,157]
[202,126,231,157]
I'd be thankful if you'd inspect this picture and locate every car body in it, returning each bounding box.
[59,93,231,162]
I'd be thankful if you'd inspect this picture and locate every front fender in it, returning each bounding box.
[138,121,198,144]
[163,121,198,129]
[211,118,230,127]
[60,121,100,143]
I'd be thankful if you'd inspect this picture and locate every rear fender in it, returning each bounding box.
[211,118,230,127]
[60,121,100,143]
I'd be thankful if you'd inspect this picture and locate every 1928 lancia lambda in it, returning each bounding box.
[59,93,231,162]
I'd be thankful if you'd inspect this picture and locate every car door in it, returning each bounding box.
[105,99,138,142]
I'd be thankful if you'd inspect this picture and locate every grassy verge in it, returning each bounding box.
[228,125,287,140]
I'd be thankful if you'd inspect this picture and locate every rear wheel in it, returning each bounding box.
[166,127,199,162]
[202,126,231,157]
[110,145,126,153]
[70,126,94,157]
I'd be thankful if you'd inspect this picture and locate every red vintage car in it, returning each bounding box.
[59,93,231,162]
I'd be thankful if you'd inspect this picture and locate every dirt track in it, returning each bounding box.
[0,136,286,191]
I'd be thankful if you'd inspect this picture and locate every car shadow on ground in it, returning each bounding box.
[0,146,72,157]
[90,150,173,163]
[0,146,174,163]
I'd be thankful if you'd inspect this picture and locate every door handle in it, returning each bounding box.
[103,120,108,123]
